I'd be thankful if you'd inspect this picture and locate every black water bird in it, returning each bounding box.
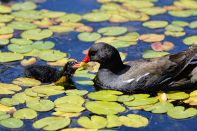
[79,42,197,93]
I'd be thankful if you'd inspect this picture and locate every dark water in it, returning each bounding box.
[0,0,197,131]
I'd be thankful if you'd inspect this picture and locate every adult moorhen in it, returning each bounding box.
[24,61,78,83]
[78,42,197,93]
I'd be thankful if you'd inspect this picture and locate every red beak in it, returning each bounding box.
[72,49,90,68]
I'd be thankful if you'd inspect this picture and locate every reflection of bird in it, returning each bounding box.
[24,61,78,83]
[79,42,197,93]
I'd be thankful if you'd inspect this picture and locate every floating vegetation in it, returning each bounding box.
[0,0,196,130]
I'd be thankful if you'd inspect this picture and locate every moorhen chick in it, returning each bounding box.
[24,61,78,83]
[77,42,197,93]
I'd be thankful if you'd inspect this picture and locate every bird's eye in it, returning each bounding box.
[89,51,96,56]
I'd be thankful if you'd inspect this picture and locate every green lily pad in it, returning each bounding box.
[116,32,139,42]
[65,89,88,96]
[0,118,23,129]
[119,114,149,128]
[54,95,85,106]
[26,99,54,112]
[88,90,123,101]
[143,21,168,29]
[55,103,85,113]
[33,117,70,130]
[117,95,134,102]
[0,98,20,106]
[83,12,110,22]
[169,10,197,17]
[165,31,185,37]
[0,27,13,35]
[8,44,33,53]
[144,102,174,113]
[189,21,197,28]
[11,38,33,45]
[12,77,41,87]
[124,97,158,107]
[0,113,10,121]
[78,32,101,42]
[41,10,66,18]
[13,108,37,119]
[140,7,166,15]
[0,39,9,45]
[85,101,125,115]
[133,94,150,99]
[12,92,39,104]
[78,115,107,129]
[167,106,197,119]
[143,50,169,59]
[0,5,12,13]
[32,41,55,50]
[110,41,136,48]
[57,14,82,22]
[97,27,127,36]
[74,69,96,79]
[8,21,37,30]
[0,15,14,22]
[166,92,189,100]
[12,1,37,10]
[49,26,74,33]
[172,21,189,27]
[75,80,94,85]
[21,29,53,40]
[0,83,21,95]
[165,25,184,32]
[183,36,197,45]
[106,115,122,128]
[12,10,43,20]
[32,85,65,96]
[39,50,67,61]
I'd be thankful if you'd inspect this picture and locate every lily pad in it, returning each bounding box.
[140,7,166,15]
[0,15,13,23]
[143,50,169,59]
[0,39,9,45]
[11,38,33,45]
[0,104,16,113]
[26,99,54,112]
[8,44,33,53]
[12,92,39,104]
[78,32,101,42]
[117,95,134,102]
[106,115,122,128]
[0,113,10,121]
[124,97,158,107]
[12,10,43,20]
[49,26,74,33]
[0,118,23,129]
[0,98,20,106]
[13,108,37,119]
[33,116,70,130]
[139,34,165,42]
[83,12,110,22]
[32,41,55,50]
[0,83,21,95]
[143,21,168,29]
[78,115,107,129]
[65,89,88,96]
[41,10,66,18]
[169,10,197,17]
[189,21,197,28]
[165,31,186,37]
[144,102,174,113]
[167,106,197,119]
[119,114,149,128]
[21,29,53,40]
[0,5,12,13]
[12,1,37,10]
[8,21,37,30]
[88,90,123,101]
[97,27,127,36]
[39,50,67,61]
[54,95,85,106]
[172,21,189,27]
[0,27,13,35]
[166,92,189,100]
[55,103,85,113]
[165,25,184,32]
[12,77,41,87]
[183,36,197,45]
[57,14,82,22]
[85,101,125,115]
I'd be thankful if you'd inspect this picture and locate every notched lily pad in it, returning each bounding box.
[13,108,37,119]
[144,102,174,113]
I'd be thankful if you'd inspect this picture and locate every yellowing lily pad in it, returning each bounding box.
[88,90,123,101]
[85,101,125,115]
[0,83,22,95]
[106,115,122,128]
[21,29,53,40]
[41,10,66,18]
[167,106,197,119]
[54,95,85,106]
[0,104,16,113]
[0,15,14,23]
[78,115,107,129]
[172,21,189,27]
[139,34,165,42]
[13,108,37,119]
[0,98,20,106]
[0,27,13,35]
[0,5,12,13]
[78,32,101,42]
[183,36,197,45]
[39,50,67,61]
[32,41,55,50]
[143,21,168,29]
[12,10,43,20]
[8,44,33,53]
[0,118,23,129]
[33,117,70,130]
[143,50,169,59]
[83,12,110,22]
[119,114,149,128]
[144,102,174,113]
[26,99,54,112]
[97,26,127,36]
[166,92,189,100]
[12,77,41,87]
[49,26,74,33]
